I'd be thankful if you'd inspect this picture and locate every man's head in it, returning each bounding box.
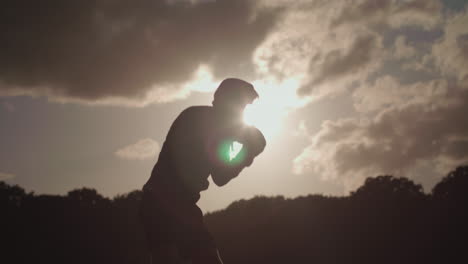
[212,78,258,119]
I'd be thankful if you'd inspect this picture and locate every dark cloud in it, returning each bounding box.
[331,0,393,28]
[0,0,281,104]
[313,34,378,84]
[115,138,159,160]
[0,171,15,180]
[298,34,381,96]
[331,0,442,29]
[432,9,468,83]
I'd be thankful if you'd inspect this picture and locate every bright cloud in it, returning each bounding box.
[115,138,160,161]
[0,172,15,181]
[290,0,468,191]
[294,79,468,191]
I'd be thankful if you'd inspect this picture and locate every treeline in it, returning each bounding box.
[1,166,467,264]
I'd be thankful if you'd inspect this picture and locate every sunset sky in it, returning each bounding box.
[1,0,467,213]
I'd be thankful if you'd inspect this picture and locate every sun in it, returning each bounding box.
[243,98,282,140]
[242,77,307,141]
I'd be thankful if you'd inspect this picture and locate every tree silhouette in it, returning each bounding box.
[352,175,425,200]
[67,187,109,207]
[0,181,28,208]
[430,165,468,263]
[432,165,468,202]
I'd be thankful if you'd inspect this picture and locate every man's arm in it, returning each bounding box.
[211,162,245,187]
[211,126,266,187]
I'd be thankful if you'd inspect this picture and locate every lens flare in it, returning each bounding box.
[229,141,244,161]
[217,140,245,165]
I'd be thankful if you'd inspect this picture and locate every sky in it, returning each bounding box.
[1,0,467,213]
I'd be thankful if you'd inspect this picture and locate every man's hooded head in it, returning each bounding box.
[212,78,258,119]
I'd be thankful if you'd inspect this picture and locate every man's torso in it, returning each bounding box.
[144,106,225,202]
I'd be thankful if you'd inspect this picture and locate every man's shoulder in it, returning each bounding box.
[179,105,213,118]
[183,105,213,112]
[170,105,214,129]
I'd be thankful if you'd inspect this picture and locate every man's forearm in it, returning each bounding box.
[211,164,245,186]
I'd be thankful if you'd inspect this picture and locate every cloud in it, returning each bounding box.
[0,0,450,107]
[294,79,468,190]
[253,0,443,102]
[353,76,448,113]
[313,34,380,85]
[290,2,468,192]
[298,33,383,97]
[0,172,15,181]
[331,0,442,30]
[400,54,434,73]
[0,0,282,106]
[394,36,416,60]
[253,1,388,102]
[115,138,160,160]
[432,8,468,83]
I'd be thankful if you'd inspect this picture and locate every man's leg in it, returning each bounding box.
[174,203,224,264]
[189,247,224,264]
[140,190,185,264]
[150,243,185,264]
[141,188,223,263]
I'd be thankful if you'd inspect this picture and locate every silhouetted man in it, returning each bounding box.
[140,78,266,264]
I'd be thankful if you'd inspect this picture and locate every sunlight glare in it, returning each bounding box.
[243,78,307,140]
